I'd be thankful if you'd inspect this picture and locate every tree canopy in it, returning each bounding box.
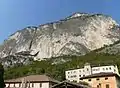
[0,63,5,88]
[4,52,120,81]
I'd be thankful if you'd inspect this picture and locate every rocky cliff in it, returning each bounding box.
[0,12,120,67]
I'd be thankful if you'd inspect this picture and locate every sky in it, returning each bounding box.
[0,0,120,43]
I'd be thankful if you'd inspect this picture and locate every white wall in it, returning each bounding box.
[10,83,14,87]
[5,84,9,87]
[92,66,115,74]
[42,83,49,88]
[34,83,40,88]
[65,69,82,82]
[33,82,49,88]
[65,64,119,83]
[15,83,20,87]
[5,82,50,88]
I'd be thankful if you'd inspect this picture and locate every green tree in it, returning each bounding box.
[0,63,5,88]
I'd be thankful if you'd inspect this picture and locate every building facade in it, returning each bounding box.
[80,73,120,88]
[5,75,59,88]
[65,63,119,82]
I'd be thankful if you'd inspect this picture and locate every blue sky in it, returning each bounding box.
[0,0,120,43]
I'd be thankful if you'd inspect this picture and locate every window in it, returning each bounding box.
[97,83,101,88]
[99,83,101,88]
[79,75,81,77]
[88,79,91,81]
[19,83,21,87]
[40,83,42,87]
[28,83,30,88]
[83,70,84,72]
[106,68,108,70]
[105,77,108,80]
[74,71,76,73]
[32,83,34,87]
[68,72,70,74]
[103,68,105,70]
[83,75,85,77]
[93,68,99,71]
[114,69,116,72]
[96,78,99,80]
[71,75,76,78]
[87,68,89,71]
[73,80,77,82]
[97,85,99,88]
[8,84,10,87]
[79,70,81,72]
[14,83,15,87]
[74,75,77,77]
[106,84,109,88]
[109,67,111,70]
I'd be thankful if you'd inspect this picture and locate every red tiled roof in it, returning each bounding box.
[80,72,119,79]
[5,75,59,83]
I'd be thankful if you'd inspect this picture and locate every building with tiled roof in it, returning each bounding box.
[65,63,119,83]
[5,75,59,88]
[80,72,120,88]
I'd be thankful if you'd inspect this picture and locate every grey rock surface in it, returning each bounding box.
[0,12,120,67]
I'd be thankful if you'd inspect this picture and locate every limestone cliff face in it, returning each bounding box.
[0,13,120,67]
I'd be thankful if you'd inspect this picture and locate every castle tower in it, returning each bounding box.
[115,65,120,76]
[84,63,92,76]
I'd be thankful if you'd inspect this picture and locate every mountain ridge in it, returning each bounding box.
[0,12,120,67]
